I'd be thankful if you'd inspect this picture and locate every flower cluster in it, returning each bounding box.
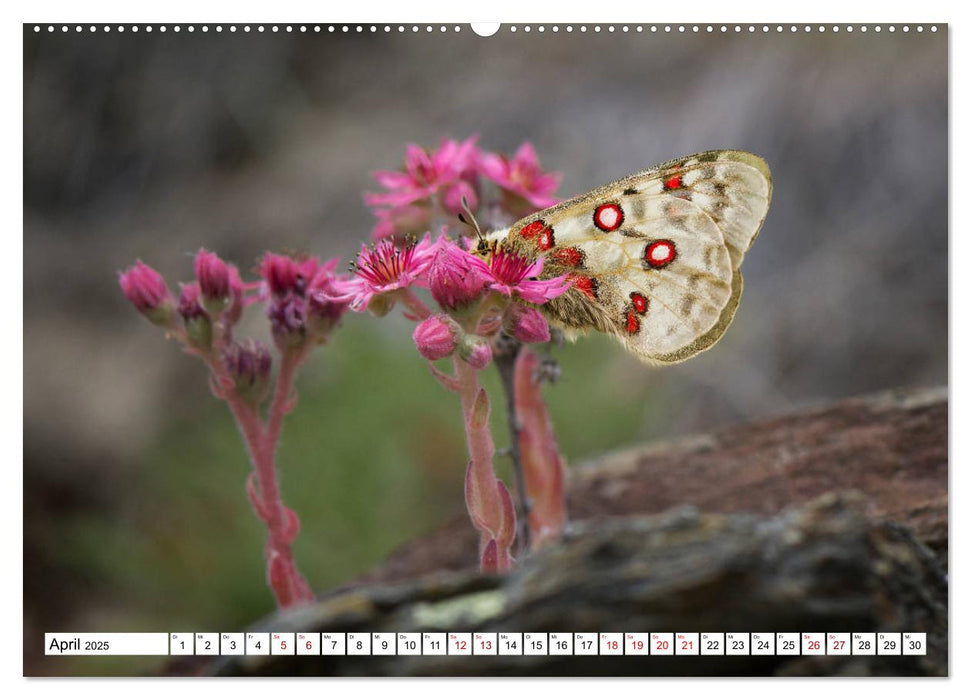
[119,248,351,608]
[345,136,572,570]
[120,137,571,594]
[365,136,561,240]
[341,232,571,373]
[259,254,349,349]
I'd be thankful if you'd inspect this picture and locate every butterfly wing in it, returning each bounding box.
[495,150,772,364]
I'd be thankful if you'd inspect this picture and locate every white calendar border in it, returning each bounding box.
[7,1,963,700]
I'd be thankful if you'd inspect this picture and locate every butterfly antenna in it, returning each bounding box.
[458,197,485,244]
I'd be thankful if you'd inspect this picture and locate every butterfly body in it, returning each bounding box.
[487,150,772,365]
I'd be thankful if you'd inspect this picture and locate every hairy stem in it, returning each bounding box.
[207,329,313,608]
[513,347,567,548]
[253,345,313,607]
[454,356,515,571]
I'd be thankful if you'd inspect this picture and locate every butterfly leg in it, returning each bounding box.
[493,334,533,555]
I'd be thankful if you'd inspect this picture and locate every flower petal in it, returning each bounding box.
[477,152,509,183]
[371,170,413,189]
[514,274,573,304]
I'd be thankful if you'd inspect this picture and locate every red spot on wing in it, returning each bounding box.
[663,174,683,191]
[630,292,648,314]
[519,220,555,251]
[571,275,598,300]
[593,203,624,232]
[519,220,546,239]
[537,228,555,251]
[551,247,585,268]
[645,239,677,269]
[625,310,640,335]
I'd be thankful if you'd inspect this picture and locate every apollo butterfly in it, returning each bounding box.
[481,150,772,364]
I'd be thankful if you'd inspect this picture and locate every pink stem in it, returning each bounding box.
[206,327,313,608]
[514,348,567,548]
[251,346,313,607]
[454,357,516,572]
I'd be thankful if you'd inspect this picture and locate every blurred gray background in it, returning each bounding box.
[24,25,946,674]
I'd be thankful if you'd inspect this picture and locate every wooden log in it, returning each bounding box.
[209,492,947,676]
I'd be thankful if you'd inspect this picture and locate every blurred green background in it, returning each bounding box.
[24,24,946,674]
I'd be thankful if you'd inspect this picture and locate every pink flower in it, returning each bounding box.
[413,315,459,361]
[344,233,437,311]
[366,136,480,209]
[478,142,561,210]
[471,244,572,304]
[427,240,489,311]
[194,248,231,306]
[119,260,174,325]
[508,305,551,344]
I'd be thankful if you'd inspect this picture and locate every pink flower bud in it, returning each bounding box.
[460,335,493,369]
[413,315,458,361]
[509,306,551,344]
[260,253,321,299]
[225,264,245,325]
[177,282,205,320]
[194,248,231,312]
[178,283,212,349]
[118,260,174,326]
[268,295,306,349]
[224,340,272,404]
[260,253,298,297]
[427,242,488,312]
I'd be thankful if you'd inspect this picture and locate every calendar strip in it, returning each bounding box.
[45,632,927,656]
